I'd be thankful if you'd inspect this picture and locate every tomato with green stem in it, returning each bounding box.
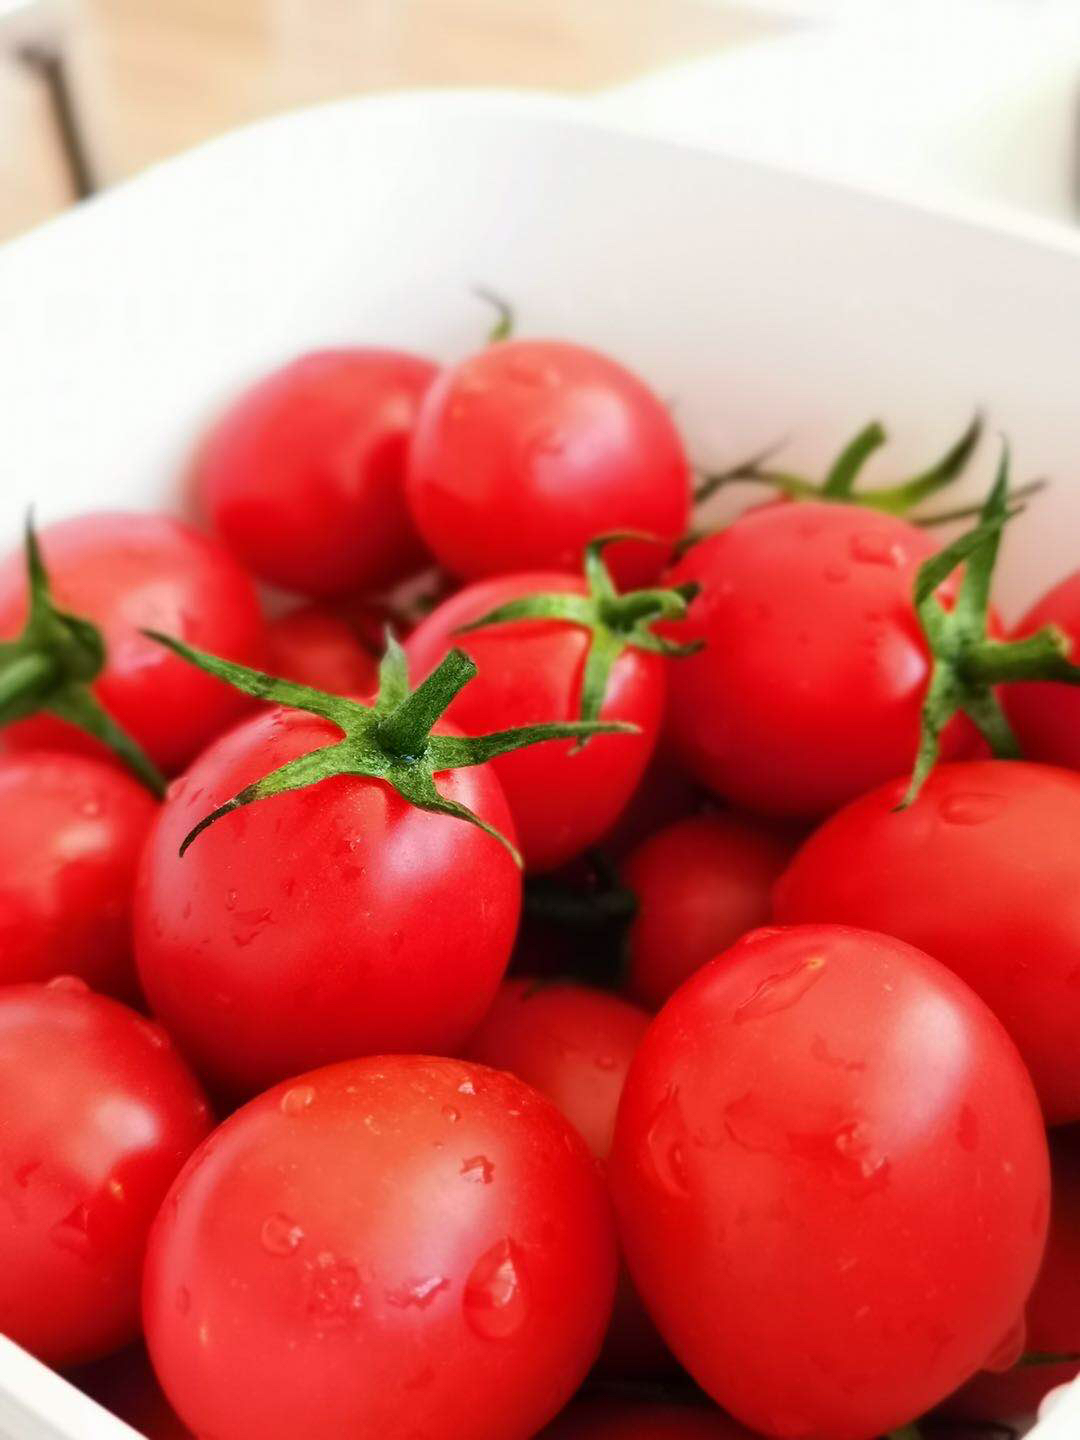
[1003,569,1080,772]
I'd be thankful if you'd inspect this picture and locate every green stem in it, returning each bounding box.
[0,649,57,713]
[375,648,476,759]
[962,629,1080,686]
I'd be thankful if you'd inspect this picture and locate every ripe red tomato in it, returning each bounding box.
[773,760,1080,1123]
[0,513,264,774]
[135,705,522,1097]
[143,1056,617,1440]
[1003,570,1080,771]
[610,924,1050,1440]
[406,340,690,590]
[944,1129,1080,1423]
[600,750,703,859]
[196,349,437,597]
[539,1398,757,1439]
[0,751,156,998]
[406,573,661,871]
[0,982,211,1367]
[264,603,380,695]
[621,812,796,1009]
[73,1345,193,1440]
[662,503,970,817]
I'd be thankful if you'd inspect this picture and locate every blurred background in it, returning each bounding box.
[2,0,1079,245]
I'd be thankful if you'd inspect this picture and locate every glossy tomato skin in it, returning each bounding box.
[406,340,690,590]
[622,812,796,1010]
[264,603,380,695]
[662,504,968,818]
[0,982,211,1367]
[143,1056,617,1440]
[774,761,1080,1123]
[0,513,265,775]
[610,925,1050,1440]
[135,706,522,1098]
[1003,570,1080,771]
[0,752,157,998]
[196,349,437,597]
[538,1398,757,1439]
[407,573,662,871]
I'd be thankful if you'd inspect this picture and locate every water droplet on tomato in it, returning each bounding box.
[260,1213,304,1257]
[135,1017,169,1049]
[46,975,88,995]
[939,792,1005,826]
[305,1257,364,1326]
[442,1105,461,1123]
[280,1085,316,1117]
[463,1239,528,1340]
[461,1155,494,1185]
[51,1202,92,1257]
[458,1078,476,1096]
[850,532,905,568]
[385,1275,450,1309]
[734,955,827,1023]
[225,889,238,911]
[646,1087,691,1198]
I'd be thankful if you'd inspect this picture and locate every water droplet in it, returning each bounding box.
[46,975,88,995]
[646,1087,691,1198]
[463,1239,528,1340]
[386,1275,450,1309]
[458,1079,476,1096]
[939,792,1005,826]
[107,1178,125,1201]
[176,1286,191,1315]
[734,955,827,1023]
[305,1257,364,1327]
[850,532,905,568]
[956,1105,979,1152]
[810,1035,866,1072]
[260,1213,304,1257]
[280,1085,315,1117]
[225,889,238,911]
[233,907,273,947]
[135,1017,169,1049]
[461,1155,494,1185]
[824,563,849,583]
[51,1202,92,1257]
[78,796,102,817]
[442,1105,461,1123]
[595,1054,617,1072]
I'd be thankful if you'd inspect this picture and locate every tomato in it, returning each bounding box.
[72,1345,193,1440]
[406,340,691,590]
[135,705,522,1097]
[538,1398,757,1439]
[0,513,264,775]
[143,1055,617,1440]
[406,572,662,871]
[773,760,1080,1123]
[662,503,973,818]
[600,749,703,860]
[621,813,796,1010]
[945,1129,1080,1423]
[610,924,1050,1440]
[0,751,156,998]
[196,349,437,598]
[0,981,211,1367]
[264,603,380,695]
[1004,570,1080,771]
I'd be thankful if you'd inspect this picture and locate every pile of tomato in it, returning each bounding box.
[2,315,1080,1440]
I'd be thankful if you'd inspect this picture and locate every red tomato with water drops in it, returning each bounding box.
[621,812,797,1010]
[0,982,211,1367]
[73,1345,193,1440]
[1004,569,1080,771]
[196,349,437,597]
[539,1398,758,1439]
[264,603,380,695]
[406,339,691,590]
[773,761,1080,1124]
[0,751,156,998]
[662,503,972,818]
[0,513,264,775]
[142,1056,617,1440]
[610,925,1050,1440]
[135,706,522,1097]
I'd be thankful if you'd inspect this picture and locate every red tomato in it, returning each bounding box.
[135,706,521,1097]
[945,1129,1080,1423]
[406,573,661,871]
[1004,570,1080,771]
[600,750,703,860]
[662,503,970,818]
[0,513,264,774]
[0,982,211,1367]
[143,1056,617,1440]
[610,925,1050,1440]
[196,349,437,597]
[621,813,796,1010]
[264,603,380,695]
[406,340,690,590]
[72,1345,193,1440]
[539,1398,757,1439]
[773,761,1080,1123]
[0,751,156,998]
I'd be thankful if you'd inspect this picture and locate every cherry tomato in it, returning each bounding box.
[773,760,1080,1123]
[600,749,703,860]
[662,503,972,818]
[264,603,380,695]
[1004,569,1080,771]
[143,1056,617,1440]
[610,924,1050,1440]
[0,981,211,1367]
[539,1398,757,1439]
[72,1345,193,1440]
[196,349,437,597]
[406,573,661,871]
[945,1129,1080,1423]
[135,705,521,1097]
[621,812,796,1010]
[406,340,690,590]
[0,513,264,774]
[0,751,156,998]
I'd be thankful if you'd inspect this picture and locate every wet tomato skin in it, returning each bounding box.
[1003,570,1080,771]
[0,983,211,1367]
[143,1056,617,1440]
[610,924,1050,1440]
[773,761,1080,1123]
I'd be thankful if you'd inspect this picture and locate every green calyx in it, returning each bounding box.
[456,534,701,726]
[473,285,515,344]
[901,447,1080,807]
[0,519,165,796]
[145,629,636,866]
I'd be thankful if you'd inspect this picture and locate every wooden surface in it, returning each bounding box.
[0,0,770,244]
